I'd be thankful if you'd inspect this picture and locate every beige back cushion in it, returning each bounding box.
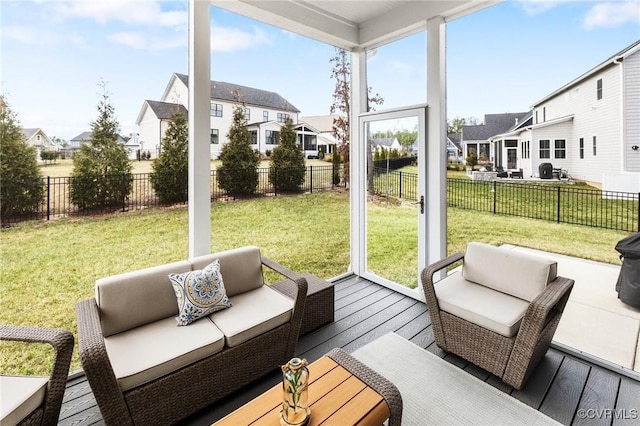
[189,246,264,297]
[462,242,557,302]
[96,260,192,337]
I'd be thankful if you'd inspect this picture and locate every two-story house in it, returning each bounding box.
[21,128,58,160]
[136,73,300,158]
[488,40,640,190]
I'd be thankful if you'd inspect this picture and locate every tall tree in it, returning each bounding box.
[70,80,132,209]
[329,48,383,186]
[217,102,260,196]
[0,96,44,219]
[150,111,188,203]
[269,116,305,191]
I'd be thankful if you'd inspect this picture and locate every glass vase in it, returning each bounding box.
[280,357,310,426]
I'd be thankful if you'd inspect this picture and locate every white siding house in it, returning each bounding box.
[136,73,301,158]
[490,40,640,190]
[20,128,58,161]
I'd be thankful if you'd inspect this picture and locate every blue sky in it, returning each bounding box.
[1,0,639,140]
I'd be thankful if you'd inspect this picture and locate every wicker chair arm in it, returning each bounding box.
[327,348,402,426]
[260,257,307,358]
[261,257,303,281]
[76,299,134,426]
[421,252,464,305]
[0,325,74,426]
[526,276,575,322]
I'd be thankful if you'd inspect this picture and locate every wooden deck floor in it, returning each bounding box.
[59,276,640,426]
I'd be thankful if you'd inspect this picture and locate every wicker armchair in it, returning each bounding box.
[421,243,574,390]
[0,325,74,426]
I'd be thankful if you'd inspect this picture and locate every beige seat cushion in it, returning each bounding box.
[0,375,48,425]
[96,260,192,337]
[210,285,293,347]
[435,272,530,337]
[463,242,557,302]
[104,316,225,391]
[190,246,264,297]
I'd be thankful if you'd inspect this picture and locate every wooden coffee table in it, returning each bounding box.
[214,349,402,426]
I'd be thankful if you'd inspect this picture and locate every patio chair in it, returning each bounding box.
[0,325,74,426]
[420,242,574,390]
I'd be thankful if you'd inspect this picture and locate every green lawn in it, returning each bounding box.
[0,191,629,375]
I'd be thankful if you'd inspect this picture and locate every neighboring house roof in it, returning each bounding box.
[70,131,126,144]
[70,131,93,143]
[372,137,396,148]
[462,112,529,140]
[300,115,340,133]
[174,73,300,113]
[146,100,188,120]
[532,39,640,106]
[21,128,55,149]
[447,133,462,151]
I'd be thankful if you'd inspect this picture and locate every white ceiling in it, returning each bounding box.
[210,0,502,49]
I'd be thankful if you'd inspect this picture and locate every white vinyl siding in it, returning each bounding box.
[624,49,640,172]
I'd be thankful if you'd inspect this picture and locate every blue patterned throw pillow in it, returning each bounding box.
[168,259,232,326]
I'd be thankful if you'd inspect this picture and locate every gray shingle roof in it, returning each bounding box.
[70,131,126,144]
[175,73,300,113]
[146,100,188,120]
[462,112,529,140]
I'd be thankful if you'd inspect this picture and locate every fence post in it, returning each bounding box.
[274,168,277,197]
[493,180,497,214]
[122,173,127,212]
[557,186,561,223]
[47,176,51,221]
[310,166,313,193]
[399,171,403,198]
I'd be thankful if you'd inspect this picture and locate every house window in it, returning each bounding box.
[277,113,289,123]
[299,134,317,151]
[36,135,41,141]
[593,136,597,156]
[539,139,550,159]
[210,103,223,117]
[597,79,603,100]
[263,111,269,121]
[210,129,219,144]
[543,107,546,122]
[244,108,250,121]
[535,110,538,124]
[521,140,530,159]
[579,138,584,159]
[554,139,566,159]
[266,130,279,145]
[250,130,257,145]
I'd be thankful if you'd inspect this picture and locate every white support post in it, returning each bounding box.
[188,0,211,258]
[350,48,368,275]
[426,16,447,265]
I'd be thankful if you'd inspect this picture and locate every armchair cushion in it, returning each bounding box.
[104,316,225,391]
[210,285,293,347]
[169,259,232,326]
[0,375,48,426]
[462,242,557,302]
[435,272,530,337]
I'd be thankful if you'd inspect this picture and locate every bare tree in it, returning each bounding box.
[329,48,383,187]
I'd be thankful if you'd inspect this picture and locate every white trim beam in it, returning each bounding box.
[426,16,447,266]
[188,0,211,258]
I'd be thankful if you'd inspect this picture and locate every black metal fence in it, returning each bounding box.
[7,165,640,233]
[371,168,639,232]
[3,165,340,224]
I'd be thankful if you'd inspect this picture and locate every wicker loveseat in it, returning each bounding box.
[76,246,307,426]
[421,242,574,390]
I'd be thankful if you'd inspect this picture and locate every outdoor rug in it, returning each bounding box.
[351,332,560,425]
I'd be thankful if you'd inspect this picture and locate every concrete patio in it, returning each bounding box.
[506,245,640,373]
